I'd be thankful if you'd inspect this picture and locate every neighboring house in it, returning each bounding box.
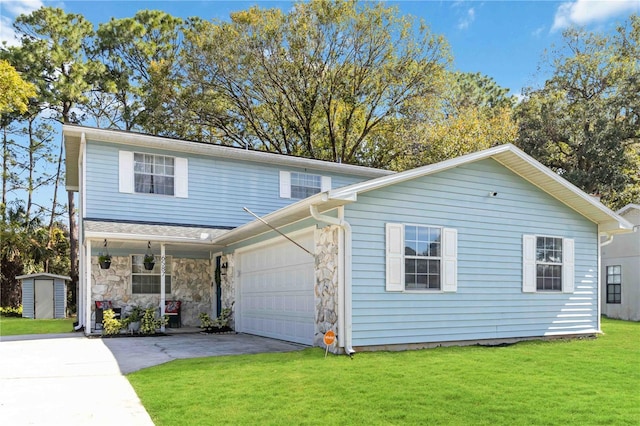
[64,125,633,353]
[601,204,640,321]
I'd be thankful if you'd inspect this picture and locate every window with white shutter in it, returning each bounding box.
[386,223,458,292]
[522,235,575,293]
[119,151,188,198]
[279,171,331,199]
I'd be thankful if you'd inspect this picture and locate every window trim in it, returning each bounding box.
[606,265,621,304]
[131,254,172,295]
[522,234,574,293]
[119,150,188,198]
[385,223,457,293]
[279,170,331,199]
[134,152,176,196]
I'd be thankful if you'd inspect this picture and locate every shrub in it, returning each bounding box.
[140,307,167,335]
[0,305,23,317]
[102,309,123,336]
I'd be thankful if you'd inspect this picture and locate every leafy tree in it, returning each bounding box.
[516,19,639,209]
[179,0,450,166]
[0,59,36,114]
[394,72,517,170]
[94,10,185,131]
[10,6,103,305]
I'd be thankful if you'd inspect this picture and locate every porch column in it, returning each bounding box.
[160,243,166,332]
[84,239,92,334]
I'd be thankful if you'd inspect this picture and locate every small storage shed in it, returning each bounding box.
[17,273,70,319]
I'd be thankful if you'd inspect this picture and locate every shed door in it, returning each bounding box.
[35,279,54,319]
[238,230,315,345]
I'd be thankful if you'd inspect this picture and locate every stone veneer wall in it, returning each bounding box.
[315,225,340,353]
[220,253,235,328]
[91,255,212,328]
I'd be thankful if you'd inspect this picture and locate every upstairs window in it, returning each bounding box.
[134,153,175,195]
[119,151,188,198]
[291,172,321,199]
[279,171,331,199]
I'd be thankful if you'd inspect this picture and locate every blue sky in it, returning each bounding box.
[2,0,639,97]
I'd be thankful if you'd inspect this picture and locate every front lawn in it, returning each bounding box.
[128,318,639,425]
[0,317,75,336]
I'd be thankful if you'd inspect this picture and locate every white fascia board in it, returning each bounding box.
[328,144,514,199]
[328,143,632,232]
[16,273,72,281]
[211,193,352,246]
[62,125,392,179]
[493,147,634,231]
[84,232,218,245]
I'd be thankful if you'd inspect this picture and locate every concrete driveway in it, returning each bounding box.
[0,332,304,425]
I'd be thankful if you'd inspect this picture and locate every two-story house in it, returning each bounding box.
[64,125,632,353]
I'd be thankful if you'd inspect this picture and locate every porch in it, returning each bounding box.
[81,220,232,334]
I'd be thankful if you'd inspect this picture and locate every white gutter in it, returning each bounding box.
[599,233,615,247]
[310,205,355,355]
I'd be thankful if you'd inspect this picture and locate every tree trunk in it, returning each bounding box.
[67,189,78,310]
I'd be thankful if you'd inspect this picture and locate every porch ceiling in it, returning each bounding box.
[85,220,229,257]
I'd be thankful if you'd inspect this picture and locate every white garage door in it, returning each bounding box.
[238,230,315,345]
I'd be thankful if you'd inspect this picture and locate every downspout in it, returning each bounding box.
[160,243,166,333]
[310,205,355,355]
[75,133,87,332]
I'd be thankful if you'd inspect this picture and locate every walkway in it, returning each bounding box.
[0,332,304,425]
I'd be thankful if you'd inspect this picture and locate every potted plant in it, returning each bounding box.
[143,253,155,270]
[123,305,143,334]
[98,253,112,269]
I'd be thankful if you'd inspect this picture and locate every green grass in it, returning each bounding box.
[128,318,639,425]
[0,316,75,336]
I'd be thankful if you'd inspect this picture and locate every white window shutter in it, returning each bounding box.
[386,223,404,292]
[441,228,458,292]
[175,157,188,198]
[321,176,331,192]
[563,238,575,293]
[522,234,537,292]
[279,171,291,198]
[119,151,134,193]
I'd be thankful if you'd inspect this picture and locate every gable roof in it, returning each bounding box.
[16,273,71,281]
[63,125,392,190]
[617,204,640,216]
[213,144,633,246]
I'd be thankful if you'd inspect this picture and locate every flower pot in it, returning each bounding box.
[128,321,141,333]
[99,259,111,269]
[143,261,155,270]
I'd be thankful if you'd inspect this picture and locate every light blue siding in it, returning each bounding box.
[85,142,368,228]
[22,279,34,318]
[346,158,599,347]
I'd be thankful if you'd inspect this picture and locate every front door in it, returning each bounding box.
[35,279,54,319]
[215,255,222,317]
